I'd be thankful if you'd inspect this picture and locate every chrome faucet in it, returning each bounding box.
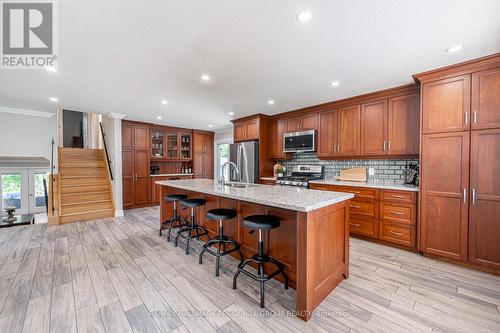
[220,161,241,185]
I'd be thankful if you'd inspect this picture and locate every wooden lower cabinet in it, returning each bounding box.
[310,183,418,250]
[468,129,500,269]
[420,132,469,260]
[150,175,194,205]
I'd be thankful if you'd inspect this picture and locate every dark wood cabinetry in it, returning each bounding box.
[234,119,259,141]
[122,121,151,209]
[468,129,500,269]
[422,75,471,134]
[317,110,338,158]
[338,105,361,156]
[193,131,214,179]
[387,93,420,155]
[361,100,387,155]
[269,120,288,159]
[471,68,500,130]
[285,114,317,132]
[416,55,500,273]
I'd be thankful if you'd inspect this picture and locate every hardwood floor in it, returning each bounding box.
[0,206,499,333]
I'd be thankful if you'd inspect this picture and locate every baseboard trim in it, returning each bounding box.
[114,209,124,217]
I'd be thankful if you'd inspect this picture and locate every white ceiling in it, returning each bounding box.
[1,0,499,131]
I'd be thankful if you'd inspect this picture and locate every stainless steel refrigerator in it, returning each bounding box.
[229,141,259,183]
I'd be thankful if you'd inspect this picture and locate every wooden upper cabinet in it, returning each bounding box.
[422,75,471,134]
[361,100,387,155]
[468,129,500,269]
[193,131,214,179]
[233,118,259,141]
[246,120,259,140]
[285,114,317,132]
[269,120,286,159]
[338,105,361,156]
[388,93,420,155]
[317,110,338,157]
[122,123,134,149]
[420,131,469,261]
[134,125,149,149]
[472,67,500,130]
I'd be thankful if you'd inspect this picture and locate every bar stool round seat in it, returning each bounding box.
[199,208,243,276]
[206,208,238,221]
[160,194,188,242]
[179,198,206,207]
[233,214,288,308]
[174,198,210,255]
[242,215,280,230]
[164,194,187,202]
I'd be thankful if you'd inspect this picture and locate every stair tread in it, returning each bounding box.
[61,191,110,197]
[61,199,112,207]
[60,208,113,217]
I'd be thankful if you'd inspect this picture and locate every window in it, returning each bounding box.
[216,143,230,181]
[1,173,22,209]
[33,172,49,209]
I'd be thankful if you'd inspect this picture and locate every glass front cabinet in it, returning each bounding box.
[179,132,192,160]
[151,128,165,158]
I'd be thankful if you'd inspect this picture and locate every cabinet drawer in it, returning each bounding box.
[349,217,378,239]
[349,200,377,219]
[380,202,415,225]
[381,190,416,203]
[309,183,334,191]
[380,222,416,247]
[332,186,379,201]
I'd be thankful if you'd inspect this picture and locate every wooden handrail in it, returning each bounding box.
[99,122,114,180]
[50,137,55,215]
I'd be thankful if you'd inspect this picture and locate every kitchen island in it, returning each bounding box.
[157,179,354,321]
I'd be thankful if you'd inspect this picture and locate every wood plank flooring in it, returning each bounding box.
[0,206,499,333]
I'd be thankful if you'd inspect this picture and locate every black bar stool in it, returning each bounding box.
[159,194,188,242]
[232,215,288,308]
[199,208,243,276]
[174,198,210,255]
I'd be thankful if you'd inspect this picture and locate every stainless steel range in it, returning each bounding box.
[276,165,324,188]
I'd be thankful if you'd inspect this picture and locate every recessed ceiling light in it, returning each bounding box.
[49,97,58,102]
[228,112,234,116]
[208,124,213,128]
[45,66,57,73]
[157,116,162,120]
[201,74,211,81]
[161,100,168,105]
[331,80,340,87]
[296,10,312,23]
[445,45,463,53]
[268,100,275,105]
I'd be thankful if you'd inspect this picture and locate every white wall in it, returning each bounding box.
[0,112,56,161]
[101,114,123,216]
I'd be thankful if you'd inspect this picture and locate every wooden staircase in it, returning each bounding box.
[57,148,115,223]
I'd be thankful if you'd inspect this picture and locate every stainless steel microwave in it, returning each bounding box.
[283,130,316,153]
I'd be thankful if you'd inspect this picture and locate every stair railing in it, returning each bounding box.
[99,122,114,180]
[50,137,55,215]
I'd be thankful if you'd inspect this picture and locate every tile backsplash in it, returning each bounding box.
[279,153,419,185]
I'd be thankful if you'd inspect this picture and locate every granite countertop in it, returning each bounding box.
[156,179,354,212]
[309,179,419,192]
[150,173,194,177]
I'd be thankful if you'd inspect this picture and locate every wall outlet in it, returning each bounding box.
[368,168,375,176]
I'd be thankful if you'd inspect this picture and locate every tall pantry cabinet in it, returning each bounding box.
[417,55,500,271]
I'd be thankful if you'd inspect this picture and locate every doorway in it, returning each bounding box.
[62,109,86,148]
[0,169,49,215]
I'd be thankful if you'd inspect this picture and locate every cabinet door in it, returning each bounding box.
[472,68,500,130]
[122,149,134,209]
[234,123,246,141]
[361,100,387,155]
[286,117,301,132]
[269,120,285,159]
[469,129,500,269]
[203,152,214,179]
[134,125,149,149]
[317,110,337,157]
[122,124,134,149]
[166,131,179,159]
[151,176,167,206]
[420,132,469,260]
[301,114,317,130]
[133,149,150,205]
[388,93,420,155]
[422,75,471,134]
[338,105,361,156]
[193,132,204,153]
[246,121,259,140]
[193,152,204,178]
